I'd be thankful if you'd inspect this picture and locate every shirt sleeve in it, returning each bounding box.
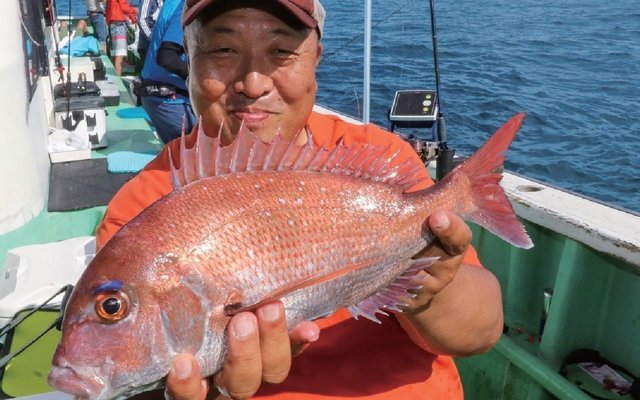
[96,144,176,250]
[138,0,157,40]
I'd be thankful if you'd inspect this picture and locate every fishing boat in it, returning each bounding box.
[0,0,638,399]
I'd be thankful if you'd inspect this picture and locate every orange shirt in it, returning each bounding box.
[105,0,137,25]
[97,111,481,399]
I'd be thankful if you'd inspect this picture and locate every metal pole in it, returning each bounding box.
[363,0,372,123]
[429,0,445,144]
[429,0,455,180]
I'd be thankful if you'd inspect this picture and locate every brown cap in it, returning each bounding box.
[183,0,326,37]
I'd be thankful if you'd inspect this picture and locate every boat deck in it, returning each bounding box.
[0,53,162,398]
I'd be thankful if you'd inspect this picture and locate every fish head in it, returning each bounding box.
[48,242,219,400]
[48,270,171,399]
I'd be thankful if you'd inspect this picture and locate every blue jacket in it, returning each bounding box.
[141,0,186,92]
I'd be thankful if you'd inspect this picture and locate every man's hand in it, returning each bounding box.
[165,301,320,400]
[398,209,504,356]
[402,209,472,313]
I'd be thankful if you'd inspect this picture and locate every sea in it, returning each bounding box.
[59,0,640,213]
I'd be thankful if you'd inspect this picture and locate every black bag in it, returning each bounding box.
[132,79,177,98]
[54,81,101,99]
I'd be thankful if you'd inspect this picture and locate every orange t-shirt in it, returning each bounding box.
[96,111,481,399]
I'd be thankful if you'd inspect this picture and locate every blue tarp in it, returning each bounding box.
[60,36,100,57]
[107,151,158,173]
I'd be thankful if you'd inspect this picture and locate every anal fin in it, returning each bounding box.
[347,257,439,323]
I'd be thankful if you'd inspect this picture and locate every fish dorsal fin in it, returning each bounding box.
[169,119,428,192]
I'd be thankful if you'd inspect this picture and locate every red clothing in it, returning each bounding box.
[97,111,482,399]
[105,0,137,24]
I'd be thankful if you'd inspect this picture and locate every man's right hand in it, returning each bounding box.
[165,301,320,400]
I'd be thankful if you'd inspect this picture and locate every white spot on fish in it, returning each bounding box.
[295,198,303,206]
[299,180,306,186]
[254,183,261,189]
[402,204,416,215]
[321,187,327,192]
[248,249,255,259]
[192,241,215,256]
[352,194,380,212]
[153,252,179,265]
[278,198,286,205]
[288,219,295,226]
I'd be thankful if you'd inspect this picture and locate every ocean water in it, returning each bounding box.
[59,0,640,212]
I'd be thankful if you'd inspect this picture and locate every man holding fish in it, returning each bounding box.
[48,0,532,399]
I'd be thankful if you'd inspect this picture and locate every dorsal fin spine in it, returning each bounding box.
[168,145,182,188]
[368,155,391,182]
[262,132,281,171]
[197,122,213,178]
[322,144,345,173]
[292,141,316,171]
[362,144,393,179]
[213,131,223,176]
[335,143,361,175]
[246,131,261,172]
[229,124,243,173]
[276,134,297,171]
[353,144,377,178]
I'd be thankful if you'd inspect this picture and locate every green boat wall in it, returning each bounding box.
[457,173,640,400]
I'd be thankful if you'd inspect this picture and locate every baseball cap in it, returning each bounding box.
[183,0,326,37]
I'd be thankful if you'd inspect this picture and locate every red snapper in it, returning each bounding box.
[48,114,532,399]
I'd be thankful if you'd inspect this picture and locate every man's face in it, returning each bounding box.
[186,6,322,144]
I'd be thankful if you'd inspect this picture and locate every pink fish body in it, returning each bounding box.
[49,114,532,399]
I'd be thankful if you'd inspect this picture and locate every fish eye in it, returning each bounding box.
[95,291,129,322]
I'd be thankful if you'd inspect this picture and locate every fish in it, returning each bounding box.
[48,113,532,400]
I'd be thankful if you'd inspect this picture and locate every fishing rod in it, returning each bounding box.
[65,0,73,119]
[428,0,455,180]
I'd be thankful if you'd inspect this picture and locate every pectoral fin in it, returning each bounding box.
[347,257,439,323]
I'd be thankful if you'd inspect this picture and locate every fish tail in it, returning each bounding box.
[443,113,533,249]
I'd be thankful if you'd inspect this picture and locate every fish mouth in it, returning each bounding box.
[48,365,105,399]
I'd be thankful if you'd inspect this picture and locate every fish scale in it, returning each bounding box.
[49,114,532,400]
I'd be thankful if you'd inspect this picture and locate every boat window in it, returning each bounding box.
[19,0,49,100]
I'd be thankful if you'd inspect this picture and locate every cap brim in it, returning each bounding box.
[183,0,319,29]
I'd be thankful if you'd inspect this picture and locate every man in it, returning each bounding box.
[85,0,108,53]
[105,0,137,75]
[98,0,504,398]
[137,0,163,64]
[138,0,196,143]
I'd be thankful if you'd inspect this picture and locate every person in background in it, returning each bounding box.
[99,1,505,399]
[137,0,163,65]
[85,0,108,53]
[105,0,137,75]
[138,0,195,143]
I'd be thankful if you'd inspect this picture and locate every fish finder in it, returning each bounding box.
[388,90,438,130]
